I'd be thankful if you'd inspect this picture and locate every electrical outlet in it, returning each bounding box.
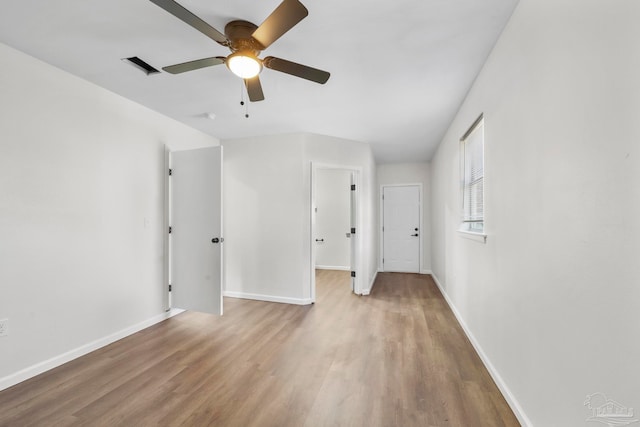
[0,319,7,337]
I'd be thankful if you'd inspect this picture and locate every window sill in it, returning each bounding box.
[458,230,487,243]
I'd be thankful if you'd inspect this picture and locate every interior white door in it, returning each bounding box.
[350,172,357,292]
[383,185,420,273]
[170,146,223,315]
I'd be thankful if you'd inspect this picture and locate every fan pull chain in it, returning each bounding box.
[239,80,249,119]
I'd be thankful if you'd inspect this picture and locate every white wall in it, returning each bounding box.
[315,169,351,270]
[0,43,219,385]
[430,1,640,425]
[221,134,307,303]
[377,163,431,273]
[223,133,377,302]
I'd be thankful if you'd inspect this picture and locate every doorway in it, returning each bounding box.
[381,184,421,273]
[315,169,351,271]
[310,163,362,302]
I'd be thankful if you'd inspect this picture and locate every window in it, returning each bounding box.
[461,115,484,234]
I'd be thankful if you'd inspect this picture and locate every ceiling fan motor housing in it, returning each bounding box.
[224,20,264,54]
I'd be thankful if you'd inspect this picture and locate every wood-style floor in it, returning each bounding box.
[0,271,519,427]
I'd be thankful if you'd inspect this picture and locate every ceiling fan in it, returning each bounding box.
[149,0,330,102]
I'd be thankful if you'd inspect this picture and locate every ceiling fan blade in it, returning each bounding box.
[245,76,265,102]
[163,57,226,74]
[263,57,330,84]
[252,0,308,49]
[149,0,228,46]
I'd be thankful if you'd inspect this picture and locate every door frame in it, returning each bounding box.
[310,162,363,302]
[379,183,423,273]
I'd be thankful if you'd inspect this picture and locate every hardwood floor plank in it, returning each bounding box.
[0,271,519,427]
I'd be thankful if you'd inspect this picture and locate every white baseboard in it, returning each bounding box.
[430,274,532,427]
[376,269,432,275]
[315,265,350,271]
[224,291,312,305]
[0,308,184,392]
[361,270,378,296]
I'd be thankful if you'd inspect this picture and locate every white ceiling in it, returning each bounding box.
[0,0,518,163]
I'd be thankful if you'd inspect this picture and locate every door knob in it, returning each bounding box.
[211,237,224,243]
[411,233,419,237]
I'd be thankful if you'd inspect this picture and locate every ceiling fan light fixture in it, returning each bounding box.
[226,52,262,79]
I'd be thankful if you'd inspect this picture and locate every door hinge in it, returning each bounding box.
[168,226,172,234]
[351,227,356,234]
[168,285,172,292]
[169,169,173,176]
[351,271,356,278]
[351,184,356,191]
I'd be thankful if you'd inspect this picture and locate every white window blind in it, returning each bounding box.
[461,116,484,233]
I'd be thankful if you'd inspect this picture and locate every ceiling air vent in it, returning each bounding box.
[122,56,160,75]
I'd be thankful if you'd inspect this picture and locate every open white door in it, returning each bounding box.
[382,185,420,273]
[170,146,223,315]
[350,172,357,292]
